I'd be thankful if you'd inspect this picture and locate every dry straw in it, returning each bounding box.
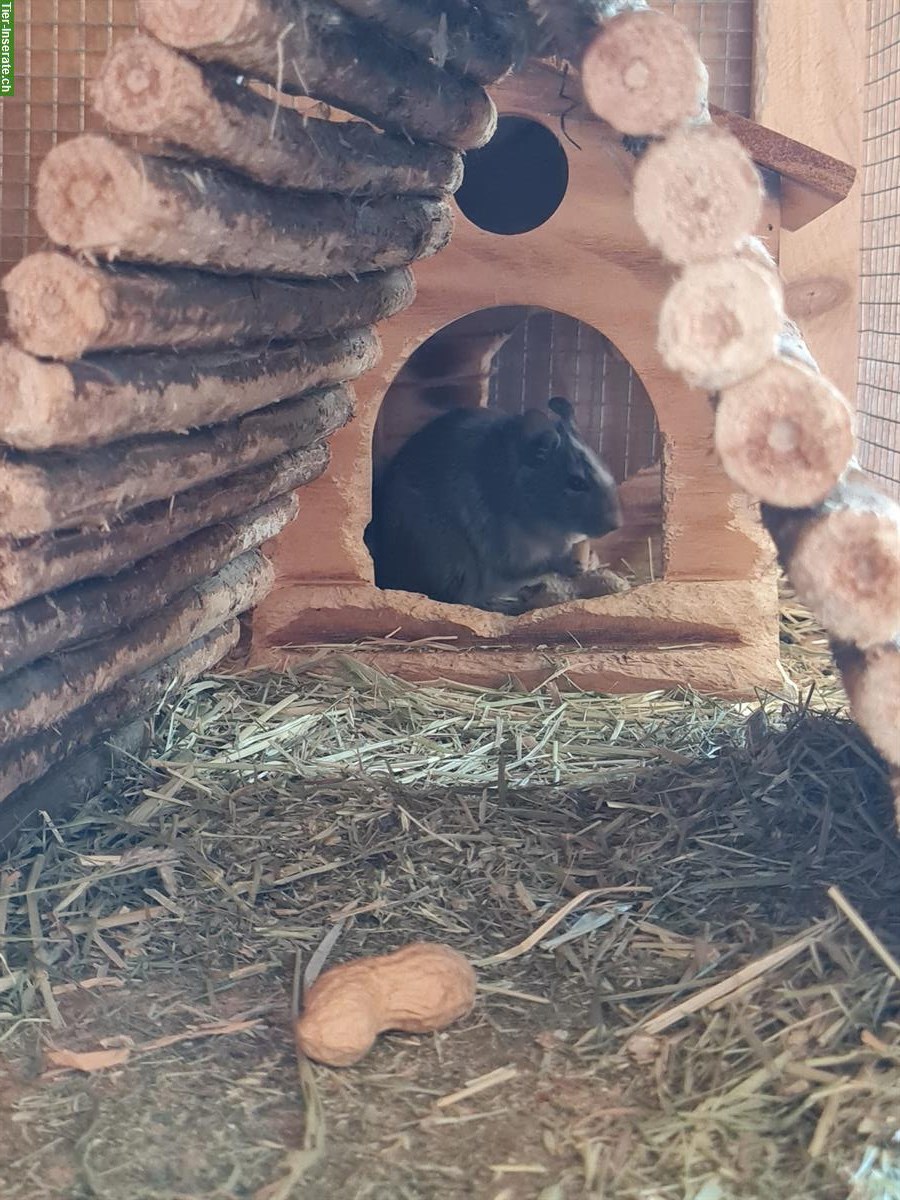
[0,592,897,1198]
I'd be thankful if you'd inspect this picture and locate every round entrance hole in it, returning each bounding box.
[455,115,569,235]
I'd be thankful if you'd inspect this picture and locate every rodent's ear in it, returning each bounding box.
[518,409,560,465]
[548,396,575,425]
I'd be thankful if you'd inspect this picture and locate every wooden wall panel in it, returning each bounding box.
[754,0,866,406]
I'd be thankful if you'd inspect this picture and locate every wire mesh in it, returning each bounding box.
[654,0,755,115]
[858,0,900,496]
[0,0,137,333]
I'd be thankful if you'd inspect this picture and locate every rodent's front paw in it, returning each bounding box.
[573,568,631,598]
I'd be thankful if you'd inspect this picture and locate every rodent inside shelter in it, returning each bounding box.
[247,61,787,696]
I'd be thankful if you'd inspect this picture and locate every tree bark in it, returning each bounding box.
[633,125,764,266]
[0,494,297,677]
[329,0,515,83]
[0,719,150,844]
[0,444,325,610]
[0,383,353,537]
[762,476,900,652]
[714,358,855,509]
[0,551,271,744]
[4,252,415,360]
[137,0,497,150]
[834,639,900,770]
[0,329,377,450]
[93,36,463,195]
[580,7,707,137]
[0,624,239,807]
[657,256,784,392]
[37,136,453,276]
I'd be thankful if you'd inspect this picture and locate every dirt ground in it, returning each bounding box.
[1,658,899,1200]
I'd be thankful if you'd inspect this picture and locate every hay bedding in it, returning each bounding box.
[0,606,899,1200]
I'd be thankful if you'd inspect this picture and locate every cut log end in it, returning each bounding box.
[580,9,707,137]
[36,135,141,252]
[715,358,855,508]
[92,30,206,137]
[840,643,900,770]
[37,135,453,276]
[633,126,764,266]
[789,508,900,651]
[0,342,72,435]
[4,253,415,359]
[658,257,785,391]
[137,0,247,50]
[2,253,111,360]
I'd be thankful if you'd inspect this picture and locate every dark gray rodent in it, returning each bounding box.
[365,397,622,612]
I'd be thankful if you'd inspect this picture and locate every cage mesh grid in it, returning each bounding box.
[858,0,900,497]
[0,1,137,327]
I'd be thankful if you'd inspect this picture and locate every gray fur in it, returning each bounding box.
[365,397,622,612]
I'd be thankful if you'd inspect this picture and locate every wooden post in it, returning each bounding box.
[580,8,707,136]
[0,329,378,450]
[633,126,764,265]
[657,256,784,391]
[0,624,240,807]
[137,0,497,150]
[3,254,415,361]
[325,0,515,83]
[37,137,453,277]
[763,478,900,651]
[0,494,298,676]
[93,36,464,195]
[0,720,150,844]
[714,358,855,508]
[0,552,272,744]
[0,445,327,610]
[835,640,900,770]
[0,383,353,537]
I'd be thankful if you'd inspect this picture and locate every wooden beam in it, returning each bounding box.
[709,104,856,231]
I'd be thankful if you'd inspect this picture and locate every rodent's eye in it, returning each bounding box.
[567,475,589,492]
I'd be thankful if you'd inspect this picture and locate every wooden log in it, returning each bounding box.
[37,137,453,277]
[0,444,325,611]
[657,257,785,392]
[714,358,855,509]
[633,126,764,266]
[3,253,415,360]
[137,0,497,150]
[580,7,707,137]
[0,719,150,845]
[472,0,532,66]
[92,36,463,195]
[762,477,900,651]
[478,0,649,66]
[0,551,271,745]
[835,640,900,770]
[0,383,353,538]
[0,494,297,677]
[328,0,514,83]
[0,624,239,808]
[0,329,378,450]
